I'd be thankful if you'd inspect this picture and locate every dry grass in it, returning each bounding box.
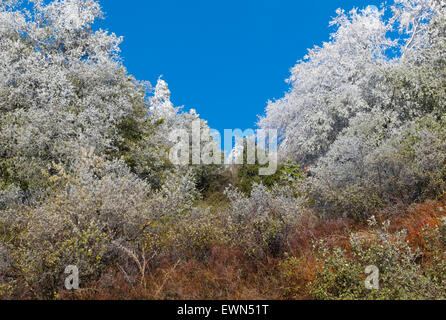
[389,200,446,249]
[57,198,446,300]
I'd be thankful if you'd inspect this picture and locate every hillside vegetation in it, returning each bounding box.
[0,0,445,300]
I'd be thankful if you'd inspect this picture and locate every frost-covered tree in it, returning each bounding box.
[148,78,224,192]
[0,0,207,298]
[259,0,445,217]
[0,0,218,193]
[0,0,149,188]
[259,6,396,164]
[259,0,444,165]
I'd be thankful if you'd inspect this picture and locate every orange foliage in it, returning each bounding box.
[58,199,446,301]
[389,200,446,249]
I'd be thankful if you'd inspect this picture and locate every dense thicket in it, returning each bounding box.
[0,0,445,300]
[260,0,446,217]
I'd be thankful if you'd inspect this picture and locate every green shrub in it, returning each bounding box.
[310,114,446,219]
[309,217,445,300]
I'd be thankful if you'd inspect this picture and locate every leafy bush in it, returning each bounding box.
[309,217,446,300]
[422,217,446,289]
[224,184,304,259]
[310,114,446,218]
[0,149,203,298]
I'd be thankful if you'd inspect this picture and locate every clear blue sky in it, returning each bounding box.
[97,0,382,134]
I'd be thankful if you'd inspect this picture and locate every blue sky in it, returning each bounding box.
[97,0,382,135]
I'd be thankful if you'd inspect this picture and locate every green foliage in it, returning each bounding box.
[236,159,303,195]
[422,218,446,289]
[146,207,224,262]
[279,161,305,184]
[309,218,446,300]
